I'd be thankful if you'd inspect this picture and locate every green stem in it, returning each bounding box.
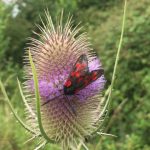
[106,0,127,109]
[95,0,127,149]
[0,80,36,135]
[29,50,55,144]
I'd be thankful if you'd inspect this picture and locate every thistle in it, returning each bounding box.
[22,11,107,149]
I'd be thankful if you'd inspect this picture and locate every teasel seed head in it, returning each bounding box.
[23,11,106,149]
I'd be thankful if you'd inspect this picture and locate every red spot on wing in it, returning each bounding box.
[75,63,87,72]
[75,63,81,69]
[73,54,88,73]
[64,80,72,87]
[74,72,80,77]
[71,72,76,76]
[92,71,98,80]
[71,71,80,78]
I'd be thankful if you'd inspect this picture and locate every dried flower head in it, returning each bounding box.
[23,11,106,149]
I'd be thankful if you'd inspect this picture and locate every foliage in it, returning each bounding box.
[0,2,9,61]
[0,0,150,150]
[77,0,150,149]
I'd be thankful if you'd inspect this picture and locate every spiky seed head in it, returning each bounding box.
[23,11,106,149]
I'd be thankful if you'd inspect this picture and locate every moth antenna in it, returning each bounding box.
[42,94,64,106]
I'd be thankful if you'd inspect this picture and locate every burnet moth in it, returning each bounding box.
[42,54,104,114]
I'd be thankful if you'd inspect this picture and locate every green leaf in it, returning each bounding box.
[28,50,55,144]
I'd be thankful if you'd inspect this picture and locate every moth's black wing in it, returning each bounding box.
[64,54,104,95]
[72,54,89,75]
[64,54,89,95]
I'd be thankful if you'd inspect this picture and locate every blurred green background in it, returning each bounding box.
[0,0,150,150]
